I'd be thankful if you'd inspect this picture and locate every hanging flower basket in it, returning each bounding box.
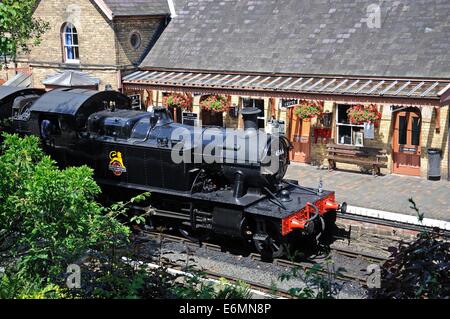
[200,95,230,113]
[347,104,382,126]
[294,100,323,120]
[162,93,193,111]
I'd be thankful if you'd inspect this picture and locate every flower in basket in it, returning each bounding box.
[200,95,230,113]
[347,104,382,126]
[163,93,193,111]
[294,100,323,120]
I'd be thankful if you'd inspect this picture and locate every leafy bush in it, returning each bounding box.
[0,133,129,284]
[370,231,449,299]
[370,200,449,299]
[172,272,252,299]
[279,259,343,299]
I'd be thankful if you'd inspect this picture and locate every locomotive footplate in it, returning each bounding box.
[245,180,339,237]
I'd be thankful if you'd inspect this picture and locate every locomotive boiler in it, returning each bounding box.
[1,87,346,258]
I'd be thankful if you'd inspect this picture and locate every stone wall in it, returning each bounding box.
[30,0,116,66]
[114,17,164,66]
[31,66,119,91]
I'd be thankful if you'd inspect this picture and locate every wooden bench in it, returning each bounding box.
[327,143,388,176]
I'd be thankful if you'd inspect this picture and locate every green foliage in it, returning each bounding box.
[279,260,343,299]
[171,272,252,299]
[0,274,69,299]
[0,0,49,65]
[370,200,449,299]
[371,231,449,299]
[0,133,129,283]
[68,255,178,299]
[408,198,425,222]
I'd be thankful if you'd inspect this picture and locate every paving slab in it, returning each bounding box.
[285,164,450,222]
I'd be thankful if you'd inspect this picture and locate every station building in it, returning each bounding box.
[122,0,450,181]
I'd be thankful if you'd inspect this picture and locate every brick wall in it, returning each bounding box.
[420,105,449,179]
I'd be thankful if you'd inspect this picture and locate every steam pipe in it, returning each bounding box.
[233,171,245,198]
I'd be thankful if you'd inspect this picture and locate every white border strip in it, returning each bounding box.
[347,205,450,231]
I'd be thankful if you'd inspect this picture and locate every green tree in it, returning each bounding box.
[0,0,49,67]
[0,133,130,285]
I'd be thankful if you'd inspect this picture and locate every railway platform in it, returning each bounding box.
[285,164,450,223]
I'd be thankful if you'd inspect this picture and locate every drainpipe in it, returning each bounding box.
[448,112,449,181]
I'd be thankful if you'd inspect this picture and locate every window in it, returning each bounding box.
[130,31,142,50]
[411,117,421,146]
[336,104,364,146]
[398,116,407,145]
[62,23,79,63]
[242,98,265,129]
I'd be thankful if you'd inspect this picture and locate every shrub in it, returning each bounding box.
[370,200,449,299]
[0,133,129,283]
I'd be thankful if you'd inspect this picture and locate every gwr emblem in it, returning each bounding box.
[109,151,127,176]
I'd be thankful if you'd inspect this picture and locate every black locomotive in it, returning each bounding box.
[0,87,345,258]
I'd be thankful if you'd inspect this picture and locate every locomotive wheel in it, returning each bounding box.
[253,224,286,259]
[178,224,211,243]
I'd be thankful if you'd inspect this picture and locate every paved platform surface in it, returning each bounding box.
[285,164,450,222]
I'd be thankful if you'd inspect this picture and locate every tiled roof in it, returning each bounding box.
[140,0,450,79]
[101,0,170,17]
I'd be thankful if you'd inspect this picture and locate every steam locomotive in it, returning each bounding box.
[0,87,346,258]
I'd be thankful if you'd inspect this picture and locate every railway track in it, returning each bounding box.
[138,230,386,288]
[163,261,291,299]
[337,212,450,238]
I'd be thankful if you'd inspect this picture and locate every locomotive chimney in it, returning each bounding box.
[241,107,261,132]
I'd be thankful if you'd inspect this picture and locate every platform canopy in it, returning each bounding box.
[43,71,100,88]
[123,71,450,104]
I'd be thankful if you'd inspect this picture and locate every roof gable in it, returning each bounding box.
[94,0,170,19]
[140,0,450,79]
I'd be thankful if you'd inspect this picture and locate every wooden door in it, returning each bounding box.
[392,109,421,176]
[288,108,311,163]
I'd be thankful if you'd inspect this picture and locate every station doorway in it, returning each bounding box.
[392,107,422,176]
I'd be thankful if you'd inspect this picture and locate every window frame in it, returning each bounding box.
[242,97,266,129]
[336,104,364,146]
[62,23,80,64]
[129,31,142,50]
